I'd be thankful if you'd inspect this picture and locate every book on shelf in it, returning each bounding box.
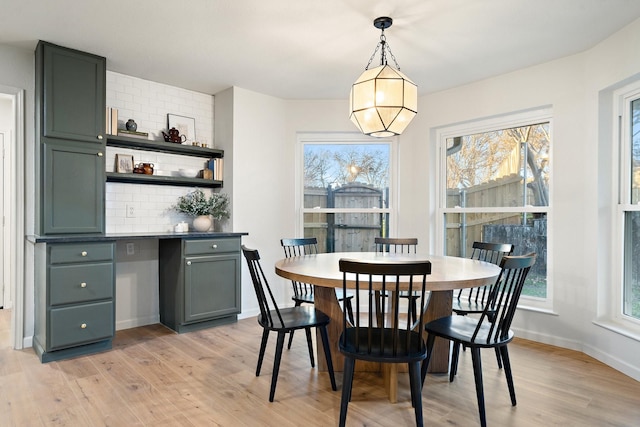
[110,107,118,135]
[207,158,224,181]
[105,107,119,135]
[117,129,149,139]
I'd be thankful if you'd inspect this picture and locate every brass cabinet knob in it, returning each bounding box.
[97,135,103,140]
[81,323,87,329]
[97,152,103,157]
[80,282,87,288]
[81,251,88,256]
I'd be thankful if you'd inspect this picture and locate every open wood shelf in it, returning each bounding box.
[106,135,223,158]
[106,172,222,188]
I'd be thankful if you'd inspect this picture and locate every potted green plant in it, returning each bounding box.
[172,189,229,231]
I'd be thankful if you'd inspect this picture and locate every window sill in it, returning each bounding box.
[593,318,640,343]
[516,304,558,316]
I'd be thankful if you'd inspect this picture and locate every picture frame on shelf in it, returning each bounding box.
[116,154,134,173]
[167,114,196,143]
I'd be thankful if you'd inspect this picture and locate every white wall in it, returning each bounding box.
[228,87,288,317]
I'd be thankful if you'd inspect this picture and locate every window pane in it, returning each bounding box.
[304,144,390,208]
[444,211,547,298]
[631,99,640,204]
[624,212,640,319]
[446,123,550,208]
[303,212,389,253]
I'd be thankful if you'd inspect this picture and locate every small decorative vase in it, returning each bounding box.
[125,119,137,131]
[192,215,212,232]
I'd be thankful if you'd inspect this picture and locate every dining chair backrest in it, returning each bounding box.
[472,253,536,344]
[470,241,514,264]
[457,241,515,308]
[374,237,418,254]
[242,245,284,329]
[280,238,318,300]
[339,258,431,358]
[281,237,319,257]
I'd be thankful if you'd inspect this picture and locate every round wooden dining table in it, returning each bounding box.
[275,252,501,402]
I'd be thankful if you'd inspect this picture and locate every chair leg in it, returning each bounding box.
[470,346,487,427]
[450,341,461,382]
[410,297,418,324]
[339,357,356,427]
[494,347,503,369]
[287,301,303,349]
[256,328,269,376]
[269,332,287,402]
[304,327,315,367]
[343,299,355,325]
[500,345,517,406]
[318,325,337,391]
[287,330,295,350]
[409,361,424,427]
[374,291,383,327]
[421,333,436,385]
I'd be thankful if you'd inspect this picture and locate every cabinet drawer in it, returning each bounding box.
[49,242,114,264]
[49,263,114,306]
[184,238,239,255]
[49,301,114,350]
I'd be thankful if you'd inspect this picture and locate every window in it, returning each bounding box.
[298,133,395,253]
[437,109,552,307]
[617,88,640,323]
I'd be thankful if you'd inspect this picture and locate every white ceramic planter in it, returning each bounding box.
[192,215,212,232]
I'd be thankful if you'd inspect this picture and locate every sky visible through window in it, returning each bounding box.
[304,143,390,189]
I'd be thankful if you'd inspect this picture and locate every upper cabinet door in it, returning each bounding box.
[40,42,106,143]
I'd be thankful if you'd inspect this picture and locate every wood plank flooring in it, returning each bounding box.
[0,308,638,426]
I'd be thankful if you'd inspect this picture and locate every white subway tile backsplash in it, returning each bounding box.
[105,71,216,233]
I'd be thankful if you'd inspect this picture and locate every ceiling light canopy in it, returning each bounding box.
[349,17,417,138]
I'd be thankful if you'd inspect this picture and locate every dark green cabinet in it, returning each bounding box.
[36,41,106,235]
[39,41,106,143]
[159,237,241,333]
[34,242,115,362]
[42,140,105,234]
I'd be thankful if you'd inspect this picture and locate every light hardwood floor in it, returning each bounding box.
[0,308,638,426]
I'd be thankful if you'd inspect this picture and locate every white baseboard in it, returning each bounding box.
[116,315,160,331]
[513,327,640,382]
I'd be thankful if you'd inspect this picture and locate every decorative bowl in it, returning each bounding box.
[179,168,199,178]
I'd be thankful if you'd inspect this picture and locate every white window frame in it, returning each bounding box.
[435,108,554,312]
[611,83,640,332]
[296,132,398,240]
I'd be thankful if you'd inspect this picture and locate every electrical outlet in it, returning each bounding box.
[126,204,135,218]
[126,242,135,255]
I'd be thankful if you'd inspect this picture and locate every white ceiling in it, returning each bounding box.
[2,0,640,100]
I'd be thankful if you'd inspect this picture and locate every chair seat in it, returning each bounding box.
[259,305,330,332]
[339,327,427,363]
[425,315,514,348]
[452,300,486,314]
[292,288,354,305]
[292,294,315,305]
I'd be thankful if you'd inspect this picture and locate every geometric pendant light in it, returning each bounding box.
[349,17,417,138]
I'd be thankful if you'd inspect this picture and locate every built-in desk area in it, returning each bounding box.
[29,231,247,362]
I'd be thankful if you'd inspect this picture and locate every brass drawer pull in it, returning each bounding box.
[81,323,87,329]
[81,251,88,257]
[80,282,87,288]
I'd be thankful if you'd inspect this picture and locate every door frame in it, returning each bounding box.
[0,86,25,350]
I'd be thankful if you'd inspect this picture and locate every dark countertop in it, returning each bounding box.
[27,231,248,243]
